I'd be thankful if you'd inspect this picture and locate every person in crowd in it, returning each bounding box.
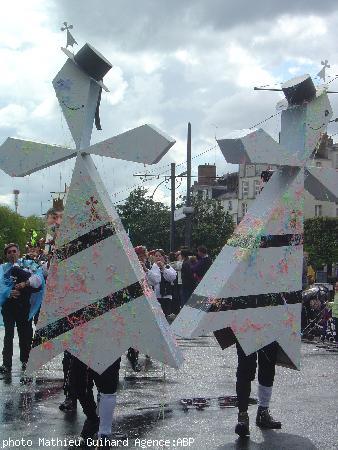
[234,340,282,438]
[180,249,196,307]
[147,250,156,266]
[45,206,64,261]
[169,251,182,314]
[191,245,212,284]
[189,255,197,264]
[0,243,43,373]
[328,281,338,343]
[135,245,151,271]
[147,249,176,318]
[125,245,151,372]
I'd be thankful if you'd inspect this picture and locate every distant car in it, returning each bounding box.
[312,282,334,300]
[302,285,329,303]
[312,282,333,292]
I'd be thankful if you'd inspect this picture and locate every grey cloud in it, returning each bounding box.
[2,1,338,216]
[55,0,337,52]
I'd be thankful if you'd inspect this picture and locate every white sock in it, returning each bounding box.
[258,384,272,408]
[98,393,117,436]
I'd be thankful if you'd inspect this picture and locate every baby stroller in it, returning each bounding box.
[301,285,330,341]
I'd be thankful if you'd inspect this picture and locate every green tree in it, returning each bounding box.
[175,196,235,257]
[0,205,45,259]
[304,217,338,272]
[117,188,235,256]
[116,187,171,251]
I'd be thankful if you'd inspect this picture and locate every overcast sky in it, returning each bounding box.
[1,0,338,216]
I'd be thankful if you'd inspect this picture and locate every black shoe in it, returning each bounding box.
[0,365,11,374]
[235,411,250,438]
[256,407,282,429]
[59,396,77,412]
[80,417,100,440]
[21,362,27,371]
[126,349,141,372]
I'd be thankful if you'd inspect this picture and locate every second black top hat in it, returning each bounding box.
[282,74,317,106]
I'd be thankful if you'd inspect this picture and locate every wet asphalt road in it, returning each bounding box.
[0,329,337,450]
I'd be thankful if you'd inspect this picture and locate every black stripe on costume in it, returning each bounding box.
[32,280,144,348]
[188,290,302,313]
[259,234,303,248]
[55,223,116,261]
[228,234,303,248]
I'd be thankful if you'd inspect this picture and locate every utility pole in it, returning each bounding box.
[133,161,191,251]
[13,189,20,214]
[170,162,176,251]
[185,122,192,248]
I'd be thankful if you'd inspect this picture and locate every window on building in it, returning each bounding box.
[242,203,247,216]
[242,181,249,197]
[254,179,261,197]
[316,161,322,167]
[315,205,322,217]
[228,200,232,211]
[246,165,255,177]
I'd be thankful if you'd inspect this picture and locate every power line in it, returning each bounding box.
[249,111,282,130]
[111,144,219,202]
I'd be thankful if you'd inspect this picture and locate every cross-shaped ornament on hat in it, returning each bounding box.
[60,21,78,49]
[317,59,330,82]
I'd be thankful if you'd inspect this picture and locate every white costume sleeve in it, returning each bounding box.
[163,265,177,283]
[146,263,161,286]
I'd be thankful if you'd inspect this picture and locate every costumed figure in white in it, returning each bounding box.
[0,33,183,444]
[172,74,338,437]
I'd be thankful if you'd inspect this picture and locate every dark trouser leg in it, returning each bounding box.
[62,351,72,395]
[158,298,171,316]
[255,342,281,429]
[182,287,194,307]
[93,358,121,437]
[1,308,15,368]
[33,307,41,326]
[70,357,97,421]
[257,342,278,388]
[93,358,121,394]
[236,343,257,412]
[172,282,180,314]
[127,348,139,368]
[17,319,33,364]
[62,351,78,400]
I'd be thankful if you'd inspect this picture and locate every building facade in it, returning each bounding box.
[191,164,239,223]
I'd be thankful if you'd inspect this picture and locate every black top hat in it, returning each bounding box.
[61,43,112,92]
[282,74,317,106]
[74,43,112,81]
